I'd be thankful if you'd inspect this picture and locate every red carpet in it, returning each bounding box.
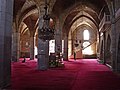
[10,59,120,90]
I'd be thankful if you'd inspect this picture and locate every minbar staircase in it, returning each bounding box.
[69,41,97,59]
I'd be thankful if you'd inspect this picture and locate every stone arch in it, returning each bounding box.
[17,0,38,33]
[105,0,113,15]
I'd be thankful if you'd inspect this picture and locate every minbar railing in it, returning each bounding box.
[99,13,110,32]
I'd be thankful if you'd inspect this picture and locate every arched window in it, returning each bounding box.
[83,30,89,40]
[82,30,93,55]
[49,40,55,55]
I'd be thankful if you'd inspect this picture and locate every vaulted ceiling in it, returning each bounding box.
[13,0,110,36]
[53,0,108,16]
[52,0,109,35]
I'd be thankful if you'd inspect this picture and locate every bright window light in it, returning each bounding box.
[82,42,93,55]
[49,40,55,55]
[83,30,89,40]
[34,46,38,55]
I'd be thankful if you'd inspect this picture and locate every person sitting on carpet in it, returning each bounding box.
[74,52,76,60]
[22,56,26,63]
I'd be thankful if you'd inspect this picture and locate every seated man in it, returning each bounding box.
[22,56,26,63]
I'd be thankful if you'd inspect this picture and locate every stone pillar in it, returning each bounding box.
[97,29,101,58]
[111,1,117,71]
[63,34,68,60]
[55,21,62,53]
[117,36,120,71]
[0,0,13,88]
[103,32,106,64]
[37,16,49,70]
[30,36,35,60]
[12,32,20,62]
[37,39,49,70]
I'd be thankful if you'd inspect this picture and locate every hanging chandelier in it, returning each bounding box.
[38,0,54,41]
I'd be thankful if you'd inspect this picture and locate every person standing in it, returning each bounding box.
[74,52,76,60]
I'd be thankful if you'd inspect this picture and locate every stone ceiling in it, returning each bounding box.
[13,0,110,36]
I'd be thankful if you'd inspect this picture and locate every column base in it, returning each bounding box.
[11,56,18,62]
[38,66,48,70]
[30,58,34,60]
[0,82,11,89]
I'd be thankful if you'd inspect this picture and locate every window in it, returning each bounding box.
[83,30,89,40]
[82,30,93,55]
[82,42,93,55]
[34,46,38,56]
[49,40,55,55]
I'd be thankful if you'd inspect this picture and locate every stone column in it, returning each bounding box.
[110,1,117,71]
[97,29,101,58]
[55,21,62,53]
[63,34,68,60]
[0,0,13,88]
[37,39,49,70]
[103,32,106,64]
[117,36,120,71]
[12,32,20,62]
[37,16,49,70]
[30,36,35,60]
